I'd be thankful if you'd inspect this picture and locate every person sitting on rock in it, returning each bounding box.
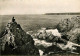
[10,17,17,25]
[9,17,18,31]
[12,17,15,22]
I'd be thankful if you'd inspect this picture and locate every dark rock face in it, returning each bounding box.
[1,17,39,55]
[57,16,80,44]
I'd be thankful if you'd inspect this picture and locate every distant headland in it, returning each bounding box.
[45,12,80,15]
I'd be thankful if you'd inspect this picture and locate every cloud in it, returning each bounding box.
[0,0,80,15]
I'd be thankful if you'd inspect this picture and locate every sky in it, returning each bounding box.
[0,0,80,15]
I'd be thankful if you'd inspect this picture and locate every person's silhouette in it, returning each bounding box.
[12,17,15,22]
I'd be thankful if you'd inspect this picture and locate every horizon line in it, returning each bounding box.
[0,12,80,15]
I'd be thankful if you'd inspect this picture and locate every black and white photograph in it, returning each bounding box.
[0,0,80,56]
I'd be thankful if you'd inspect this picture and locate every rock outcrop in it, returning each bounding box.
[57,16,80,44]
[0,17,39,55]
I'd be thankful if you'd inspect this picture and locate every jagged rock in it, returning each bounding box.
[57,16,80,44]
[67,28,80,44]
[57,16,80,33]
[1,17,39,55]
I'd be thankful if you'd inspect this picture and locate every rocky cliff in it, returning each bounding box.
[0,17,39,55]
[57,16,80,44]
